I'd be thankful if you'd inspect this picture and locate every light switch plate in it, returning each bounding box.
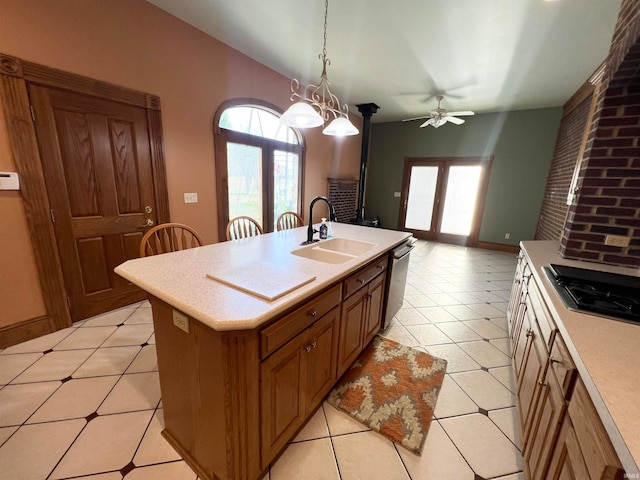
[173,310,190,333]
[393,192,401,198]
[184,192,198,203]
[0,172,19,190]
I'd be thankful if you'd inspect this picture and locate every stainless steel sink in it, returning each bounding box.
[290,237,377,264]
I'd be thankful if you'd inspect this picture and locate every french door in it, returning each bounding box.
[398,157,492,246]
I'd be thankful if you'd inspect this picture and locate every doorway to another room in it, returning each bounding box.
[398,157,492,246]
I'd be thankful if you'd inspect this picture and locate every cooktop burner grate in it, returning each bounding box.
[545,264,640,325]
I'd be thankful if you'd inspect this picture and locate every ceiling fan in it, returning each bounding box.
[402,95,474,128]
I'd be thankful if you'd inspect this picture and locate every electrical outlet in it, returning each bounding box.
[605,235,630,247]
[173,310,190,333]
[504,233,510,240]
[184,192,198,204]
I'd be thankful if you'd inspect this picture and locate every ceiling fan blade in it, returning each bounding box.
[402,115,431,122]
[419,118,435,128]
[446,111,474,117]
[444,116,465,125]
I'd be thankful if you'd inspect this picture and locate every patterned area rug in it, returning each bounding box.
[327,335,447,455]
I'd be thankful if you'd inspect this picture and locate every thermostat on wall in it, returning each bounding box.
[0,172,20,190]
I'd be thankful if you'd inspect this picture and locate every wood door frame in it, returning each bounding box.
[397,156,493,247]
[0,52,170,331]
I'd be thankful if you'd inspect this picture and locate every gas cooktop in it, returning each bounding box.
[544,264,640,325]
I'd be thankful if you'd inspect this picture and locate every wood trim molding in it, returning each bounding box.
[0,70,71,331]
[475,240,520,254]
[563,62,605,118]
[0,51,169,338]
[0,316,54,349]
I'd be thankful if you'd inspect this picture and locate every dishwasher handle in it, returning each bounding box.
[393,238,416,260]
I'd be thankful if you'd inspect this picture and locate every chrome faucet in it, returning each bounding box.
[304,196,337,244]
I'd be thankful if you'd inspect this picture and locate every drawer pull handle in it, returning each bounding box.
[305,341,317,353]
[308,310,317,317]
[525,329,534,338]
[358,278,365,285]
[377,265,385,270]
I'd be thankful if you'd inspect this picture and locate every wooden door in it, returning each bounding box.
[260,332,306,463]
[547,417,590,480]
[361,274,385,347]
[29,85,156,321]
[524,369,566,479]
[338,288,367,377]
[304,308,339,413]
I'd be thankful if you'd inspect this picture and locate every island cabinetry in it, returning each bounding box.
[259,285,341,467]
[337,255,388,377]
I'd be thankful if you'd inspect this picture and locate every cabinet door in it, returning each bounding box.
[361,274,385,347]
[260,333,306,462]
[524,368,566,478]
[512,298,532,378]
[337,288,367,377]
[516,308,547,448]
[304,307,339,413]
[547,416,590,480]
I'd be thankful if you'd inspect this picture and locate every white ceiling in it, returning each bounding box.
[146,0,622,123]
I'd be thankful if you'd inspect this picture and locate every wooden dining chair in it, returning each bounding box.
[226,216,264,240]
[139,222,203,257]
[276,211,304,231]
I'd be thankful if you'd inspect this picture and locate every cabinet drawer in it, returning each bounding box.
[549,334,576,400]
[343,255,388,299]
[260,285,341,359]
[528,280,557,352]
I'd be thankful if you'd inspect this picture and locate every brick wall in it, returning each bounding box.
[560,0,640,267]
[535,96,593,241]
[327,179,358,223]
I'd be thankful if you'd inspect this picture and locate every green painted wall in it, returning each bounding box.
[364,107,562,245]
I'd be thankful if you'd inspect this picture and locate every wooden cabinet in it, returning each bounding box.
[508,251,625,480]
[260,289,340,466]
[547,415,591,480]
[337,256,388,377]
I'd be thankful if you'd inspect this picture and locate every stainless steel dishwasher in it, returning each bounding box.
[382,237,416,328]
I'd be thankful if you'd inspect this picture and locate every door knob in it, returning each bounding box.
[145,205,153,214]
[141,218,154,228]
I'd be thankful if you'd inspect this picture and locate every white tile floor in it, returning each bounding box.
[0,240,524,480]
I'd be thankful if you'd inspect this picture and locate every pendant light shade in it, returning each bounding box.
[322,116,359,136]
[281,102,324,128]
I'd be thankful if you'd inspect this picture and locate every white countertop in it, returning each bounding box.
[521,240,640,475]
[115,223,410,332]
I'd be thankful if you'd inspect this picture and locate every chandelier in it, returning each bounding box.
[280,0,359,136]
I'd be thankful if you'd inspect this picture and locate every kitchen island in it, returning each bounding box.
[115,223,410,480]
[511,241,640,478]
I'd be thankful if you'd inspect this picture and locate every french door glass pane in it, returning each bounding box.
[273,150,300,229]
[440,165,482,235]
[227,143,263,226]
[405,166,438,230]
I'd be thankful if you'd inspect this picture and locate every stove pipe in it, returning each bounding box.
[354,103,380,222]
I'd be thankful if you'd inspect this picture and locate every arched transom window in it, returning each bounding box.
[214,100,305,240]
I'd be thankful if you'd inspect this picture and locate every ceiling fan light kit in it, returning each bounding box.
[403,95,474,129]
[280,0,359,136]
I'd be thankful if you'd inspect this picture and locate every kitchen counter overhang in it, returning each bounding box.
[115,223,410,331]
